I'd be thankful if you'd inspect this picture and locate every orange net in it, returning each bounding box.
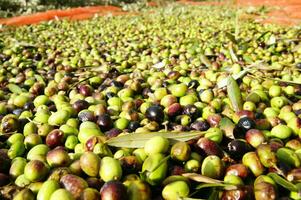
[0,1,300,26]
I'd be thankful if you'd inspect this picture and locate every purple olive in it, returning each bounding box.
[196,137,223,157]
[79,85,93,96]
[46,129,65,148]
[97,114,113,132]
[73,100,89,113]
[100,181,128,200]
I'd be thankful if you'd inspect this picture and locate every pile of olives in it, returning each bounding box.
[0,3,301,200]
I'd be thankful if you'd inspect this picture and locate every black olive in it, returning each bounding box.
[237,117,256,133]
[78,110,95,122]
[183,105,199,120]
[33,53,42,61]
[227,139,252,160]
[190,120,210,131]
[128,121,140,132]
[145,105,164,123]
[24,102,34,110]
[188,80,200,89]
[98,84,108,91]
[258,42,266,48]
[198,89,205,96]
[105,128,122,138]
[12,109,23,116]
[296,62,301,69]
[73,99,89,113]
[97,114,113,131]
[106,92,116,99]
[110,80,123,88]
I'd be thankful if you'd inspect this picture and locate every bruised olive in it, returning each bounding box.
[245,129,265,148]
[100,180,128,200]
[80,188,101,200]
[201,155,224,179]
[80,152,101,177]
[226,164,249,179]
[221,189,247,200]
[182,105,199,120]
[60,174,88,199]
[171,141,191,162]
[24,160,48,182]
[78,110,96,122]
[254,182,276,200]
[190,120,210,131]
[46,148,71,167]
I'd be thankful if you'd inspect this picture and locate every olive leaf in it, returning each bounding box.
[149,155,170,172]
[34,74,46,85]
[106,131,209,148]
[217,68,249,88]
[227,76,243,112]
[266,34,276,46]
[208,189,220,200]
[292,43,301,52]
[268,173,298,192]
[196,183,237,191]
[200,54,211,67]
[219,117,235,139]
[229,46,238,63]
[7,84,24,94]
[225,32,237,44]
[182,173,223,184]
[264,77,301,85]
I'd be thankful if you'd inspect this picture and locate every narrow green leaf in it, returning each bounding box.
[292,43,301,52]
[219,117,235,139]
[208,190,220,200]
[268,173,298,192]
[264,77,301,85]
[34,74,46,85]
[256,31,270,41]
[227,76,243,112]
[217,68,249,88]
[266,34,276,46]
[200,54,212,67]
[149,156,170,172]
[182,173,223,184]
[225,32,237,44]
[106,131,208,148]
[229,46,238,63]
[7,84,24,94]
[196,183,237,190]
